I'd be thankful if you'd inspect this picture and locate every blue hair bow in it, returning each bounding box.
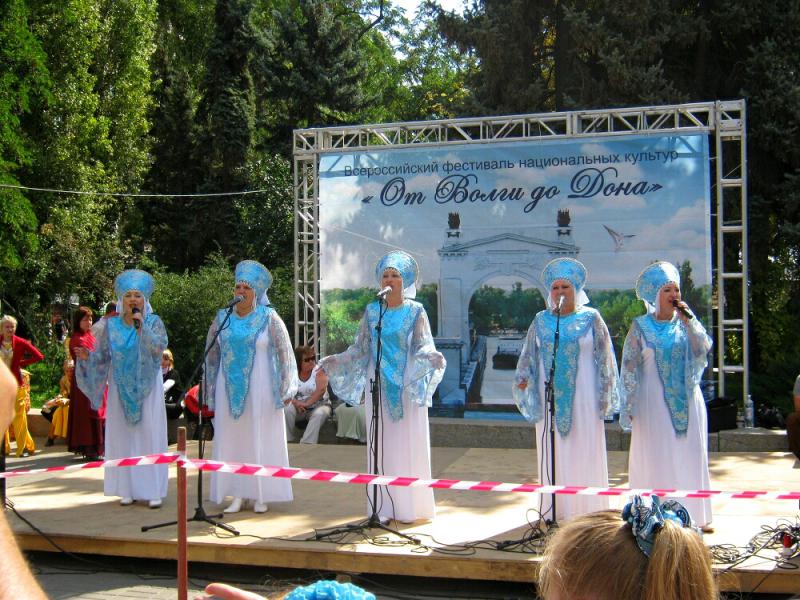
[284,580,376,600]
[622,494,697,556]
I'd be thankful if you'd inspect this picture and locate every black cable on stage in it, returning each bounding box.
[210,509,549,557]
[708,518,800,595]
[3,497,202,584]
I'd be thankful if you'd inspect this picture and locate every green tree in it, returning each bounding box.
[235,153,294,269]
[390,2,475,120]
[145,0,214,195]
[436,0,800,409]
[436,0,558,114]
[195,0,257,192]
[93,0,157,190]
[0,0,49,276]
[469,285,506,333]
[151,254,233,381]
[147,0,282,272]
[5,0,153,324]
[258,0,374,154]
[415,283,439,336]
[321,287,374,354]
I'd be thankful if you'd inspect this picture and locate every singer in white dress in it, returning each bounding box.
[513,258,620,523]
[75,270,168,508]
[620,261,713,530]
[205,260,298,514]
[320,250,445,523]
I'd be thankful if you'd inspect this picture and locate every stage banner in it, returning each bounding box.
[318,134,712,410]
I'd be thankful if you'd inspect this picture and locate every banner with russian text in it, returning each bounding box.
[318,134,712,411]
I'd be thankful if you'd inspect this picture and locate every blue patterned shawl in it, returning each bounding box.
[620,314,712,435]
[513,306,620,436]
[321,300,445,422]
[204,306,298,419]
[76,314,167,425]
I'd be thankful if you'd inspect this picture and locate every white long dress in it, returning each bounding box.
[207,309,297,505]
[533,331,612,520]
[76,314,169,501]
[514,307,619,523]
[321,300,445,523]
[364,366,434,523]
[104,366,169,500]
[621,315,712,526]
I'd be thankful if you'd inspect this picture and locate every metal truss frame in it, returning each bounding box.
[293,100,748,402]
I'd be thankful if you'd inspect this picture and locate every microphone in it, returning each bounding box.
[225,295,245,309]
[131,307,141,329]
[555,295,565,313]
[672,299,694,320]
[376,286,392,299]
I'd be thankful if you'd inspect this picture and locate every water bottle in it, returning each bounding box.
[744,394,754,428]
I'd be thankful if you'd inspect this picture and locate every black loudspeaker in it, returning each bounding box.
[706,396,737,433]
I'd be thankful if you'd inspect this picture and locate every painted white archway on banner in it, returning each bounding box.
[433,218,579,405]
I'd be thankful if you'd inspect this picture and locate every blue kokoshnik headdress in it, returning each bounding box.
[635,261,681,313]
[541,257,590,309]
[622,494,699,557]
[235,260,272,307]
[375,250,420,299]
[114,270,155,300]
[113,269,156,319]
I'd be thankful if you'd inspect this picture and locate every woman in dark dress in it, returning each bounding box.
[66,306,105,459]
[162,349,183,420]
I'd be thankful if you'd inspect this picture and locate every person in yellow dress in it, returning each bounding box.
[3,370,34,456]
[43,359,73,446]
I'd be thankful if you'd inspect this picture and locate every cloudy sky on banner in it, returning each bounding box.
[318,135,711,292]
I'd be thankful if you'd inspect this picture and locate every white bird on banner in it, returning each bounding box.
[603,224,635,251]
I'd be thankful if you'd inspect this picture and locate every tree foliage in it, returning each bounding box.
[258,0,374,153]
[0,1,48,276]
[0,0,798,409]
[437,0,800,408]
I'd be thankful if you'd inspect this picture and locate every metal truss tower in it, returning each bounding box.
[293,100,748,404]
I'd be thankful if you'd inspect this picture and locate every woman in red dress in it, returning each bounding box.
[66,306,105,459]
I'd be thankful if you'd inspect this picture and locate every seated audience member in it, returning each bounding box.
[162,349,183,420]
[103,300,118,318]
[43,359,74,446]
[334,398,367,443]
[284,346,331,444]
[183,384,214,440]
[538,495,717,600]
[787,374,800,461]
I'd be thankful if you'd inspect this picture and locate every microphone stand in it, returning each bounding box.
[142,302,239,535]
[314,295,418,544]
[495,301,563,550]
[543,301,563,527]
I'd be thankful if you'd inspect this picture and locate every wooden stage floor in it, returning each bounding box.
[5,441,800,594]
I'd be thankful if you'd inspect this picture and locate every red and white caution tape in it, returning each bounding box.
[181,457,800,501]
[0,452,181,479]
[3,452,799,501]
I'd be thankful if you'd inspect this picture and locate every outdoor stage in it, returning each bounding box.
[4,440,800,595]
